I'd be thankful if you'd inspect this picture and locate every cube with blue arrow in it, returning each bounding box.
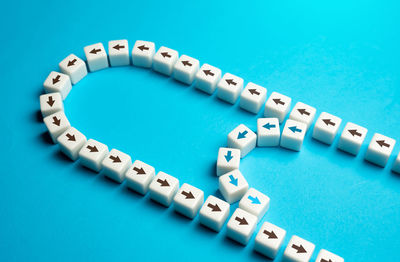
[216,147,241,176]
[239,188,270,222]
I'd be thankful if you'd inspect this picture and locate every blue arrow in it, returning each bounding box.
[288,126,302,133]
[248,195,261,204]
[263,122,276,130]
[224,150,233,162]
[228,174,238,186]
[237,130,248,139]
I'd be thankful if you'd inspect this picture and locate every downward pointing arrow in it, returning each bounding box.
[322,119,335,126]
[137,45,149,51]
[47,96,55,106]
[113,44,125,50]
[207,203,221,212]
[228,174,238,186]
[90,48,102,54]
[237,130,248,139]
[133,167,146,175]
[87,145,98,152]
[181,191,195,199]
[52,75,61,84]
[348,129,362,137]
[109,155,121,163]
[235,216,248,225]
[67,59,77,67]
[263,230,278,239]
[181,60,192,66]
[248,89,260,95]
[225,79,237,85]
[376,140,390,148]
[203,69,214,76]
[157,178,169,187]
[224,150,233,162]
[292,244,307,253]
[52,116,61,126]
[297,108,310,116]
[66,133,76,141]
[273,98,285,105]
[161,52,171,58]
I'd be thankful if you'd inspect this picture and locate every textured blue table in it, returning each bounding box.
[1,0,400,261]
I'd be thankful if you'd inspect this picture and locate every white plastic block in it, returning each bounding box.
[194,63,222,94]
[173,183,204,219]
[101,149,132,183]
[312,112,342,145]
[216,147,240,176]
[132,40,155,68]
[282,235,315,262]
[337,122,368,155]
[78,139,109,172]
[364,133,396,167]
[199,195,230,232]
[315,249,344,262]
[43,71,72,99]
[239,82,267,114]
[108,39,130,66]
[264,92,292,123]
[149,171,179,207]
[217,73,244,104]
[59,54,87,84]
[239,188,270,222]
[226,208,257,245]
[125,160,155,195]
[227,124,257,158]
[173,54,200,85]
[57,127,87,161]
[254,222,287,259]
[84,43,109,72]
[280,119,307,151]
[40,92,63,117]
[257,118,280,147]
[289,102,316,130]
[43,111,71,143]
[219,170,249,204]
[392,152,400,174]
[152,46,179,76]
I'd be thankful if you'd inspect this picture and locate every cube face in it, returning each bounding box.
[84,43,109,72]
[312,112,342,145]
[199,195,230,232]
[173,54,200,85]
[40,92,63,117]
[149,171,179,207]
[239,82,267,114]
[280,119,307,151]
[173,183,204,219]
[254,222,286,259]
[238,188,270,221]
[152,46,179,76]
[257,118,280,147]
[227,124,257,158]
[264,92,292,123]
[132,40,156,68]
[108,39,130,67]
[364,133,396,167]
[226,208,257,245]
[43,71,72,100]
[337,122,368,155]
[289,102,316,130]
[125,160,155,195]
[43,111,71,143]
[217,73,244,104]
[195,63,222,94]
[283,235,315,262]
[78,139,109,172]
[219,170,249,204]
[57,127,87,161]
[315,249,344,262]
[216,147,241,176]
[392,153,400,174]
[101,149,132,183]
[59,54,88,84]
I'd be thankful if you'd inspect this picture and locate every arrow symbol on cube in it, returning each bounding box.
[52,75,61,84]
[376,140,390,148]
[237,130,248,139]
[321,259,333,262]
[161,52,171,58]
[47,96,55,106]
[67,59,77,67]
[133,167,146,175]
[207,203,221,212]
[109,155,121,163]
[348,129,362,137]
[228,174,238,186]
[90,48,101,54]
[297,108,310,116]
[113,44,125,50]
[273,98,285,105]
[137,45,149,51]
[203,69,214,76]
[181,60,192,67]
[289,126,301,133]
[248,195,261,204]
[87,145,98,152]
[66,133,76,141]
[248,89,260,95]
[292,244,307,253]
[235,216,248,225]
[225,79,237,85]
[52,116,61,126]
[157,178,169,187]
[224,150,233,162]
[263,230,278,239]
[322,119,335,126]
[181,191,195,199]
[263,123,276,130]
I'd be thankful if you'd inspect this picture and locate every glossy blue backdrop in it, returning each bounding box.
[1,0,400,261]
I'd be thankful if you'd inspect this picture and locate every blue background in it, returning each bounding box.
[1,0,400,261]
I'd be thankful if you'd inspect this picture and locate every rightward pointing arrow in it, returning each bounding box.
[66,133,76,141]
[237,130,248,139]
[248,195,261,204]
[263,230,278,239]
[321,259,333,262]
[181,60,192,67]
[248,89,260,95]
[109,155,121,163]
[181,191,195,199]
[203,69,214,76]
[207,203,221,212]
[225,79,237,85]
[228,174,238,186]
[263,122,276,130]
[113,44,125,50]
[52,116,61,126]
[137,45,149,51]
[376,140,390,148]
[224,150,233,162]
[288,126,301,133]
[161,52,171,58]
[273,98,285,105]
[87,145,98,152]
[90,48,102,54]
[297,108,310,116]
[133,167,146,175]
[157,178,169,187]
[47,96,55,106]
[292,244,307,253]
[67,59,77,67]
[235,216,248,225]
[322,119,335,126]
[52,75,61,84]
[348,129,362,137]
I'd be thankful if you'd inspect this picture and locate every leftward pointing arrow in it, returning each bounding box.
[376,140,390,148]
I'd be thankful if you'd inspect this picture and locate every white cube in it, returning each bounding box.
[239,82,267,114]
[315,249,344,262]
[173,183,204,219]
[57,127,87,161]
[216,147,240,176]
[226,208,257,245]
[40,92,63,117]
[280,119,307,151]
[289,102,316,130]
[227,124,257,158]
[254,222,287,259]
[101,149,132,183]
[219,170,249,204]
[43,71,72,100]
[149,171,179,207]
[108,39,130,66]
[152,46,179,76]
[84,43,109,72]
[257,118,280,147]
[312,112,342,145]
[238,188,270,222]
[173,54,200,85]
[217,73,244,104]
[78,139,109,172]
[199,195,230,232]
[392,152,400,174]
[195,63,222,94]
[283,235,315,262]
[131,40,155,68]
[337,122,368,155]
[364,133,396,167]
[43,111,71,143]
[264,92,292,123]
[125,160,155,195]
[59,54,88,84]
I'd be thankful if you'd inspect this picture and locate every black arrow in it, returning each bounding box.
[348,129,362,137]
[225,79,237,85]
[133,166,146,175]
[376,140,390,148]
[273,98,285,105]
[90,48,101,54]
[109,155,121,163]
[113,44,125,50]
[207,203,221,212]
[181,60,192,67]
[161,52,171,58]
[321,259,333,262]
[86,145,98,152]
[52,116,61,126]
[235,216,248,225]
[66,133,75,141]
[47,96,55,107]
[292,244,307,253]
[298,108,310,116]
[157,178,169,187]
[203,69,214,76]
[322,119,335,126]
[137,45,149,51]
[52,75,61,84]
[263,230,278,239]
[67,59,77,67]
[248,89,260,95]
[181,191,195,199]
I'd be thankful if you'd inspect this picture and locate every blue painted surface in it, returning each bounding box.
[1,0,400,261]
